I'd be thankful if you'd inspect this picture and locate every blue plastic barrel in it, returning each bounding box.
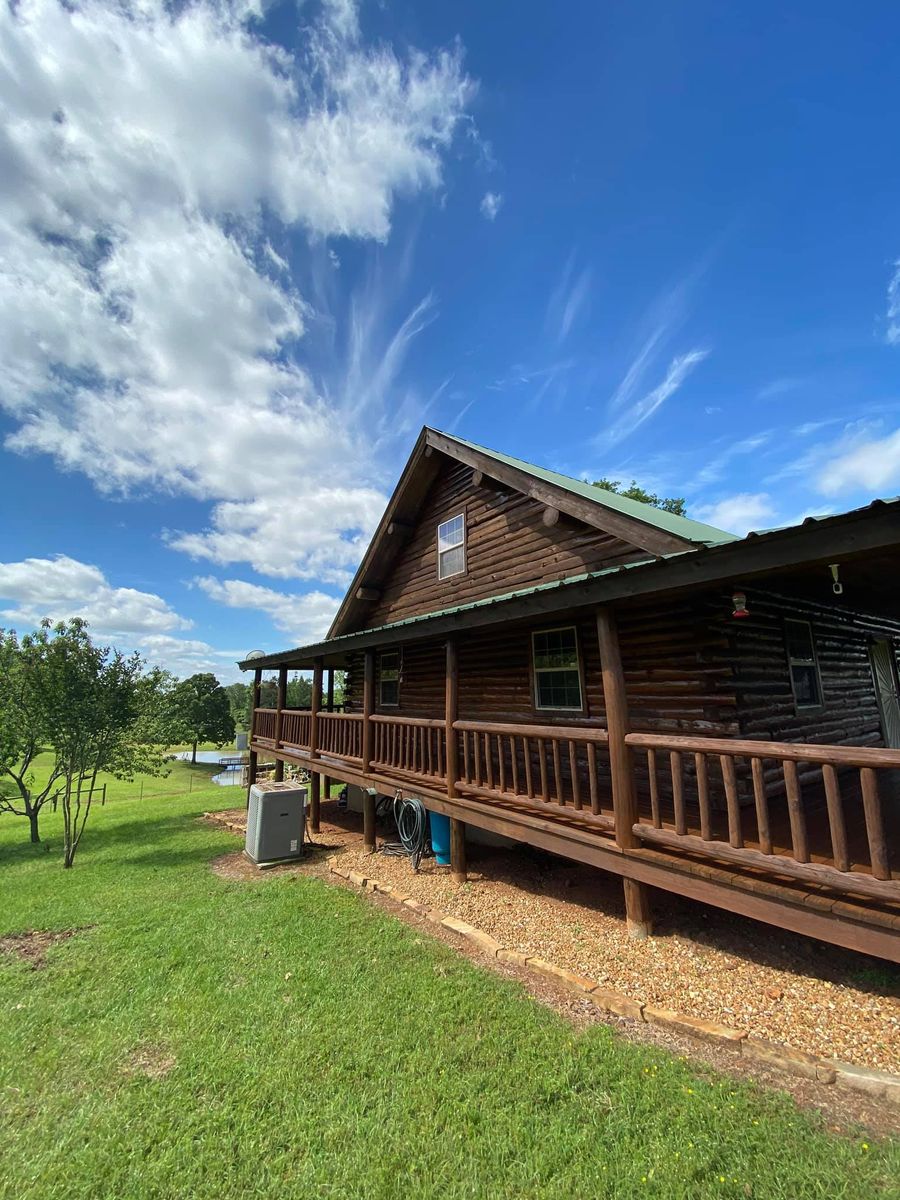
[429,811,451,865]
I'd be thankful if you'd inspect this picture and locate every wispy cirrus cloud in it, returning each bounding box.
[598,349,709,450]
[545,253,592,345]
[886,261,900,345]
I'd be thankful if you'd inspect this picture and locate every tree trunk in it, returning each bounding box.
[192,740,198,765]
[28,808,40,844]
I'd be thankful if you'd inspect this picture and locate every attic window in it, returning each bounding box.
[437,513,466,579]
[785,619,823,710]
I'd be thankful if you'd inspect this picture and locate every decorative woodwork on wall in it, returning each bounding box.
[360,457,651,630]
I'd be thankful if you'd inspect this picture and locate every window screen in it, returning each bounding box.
[437,513,465,579]
[785,619,822,709]
[532,627,583,710]
[379,651,400,707]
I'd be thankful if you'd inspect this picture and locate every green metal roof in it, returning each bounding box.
[440,431,739,546]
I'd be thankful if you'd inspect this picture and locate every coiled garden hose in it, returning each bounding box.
[378,791,431,872]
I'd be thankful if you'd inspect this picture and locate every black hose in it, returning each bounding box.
[378,792,430,872]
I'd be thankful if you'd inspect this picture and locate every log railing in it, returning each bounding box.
[453,719,612,828]
[370,714,447,783]
[279,709,311,751]
[253,708,277,742]
[318,712,364,763]
[625,732,899,901]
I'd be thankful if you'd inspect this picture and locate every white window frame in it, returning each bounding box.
[532,625,584,712]
[437,512,466,580]
[378,651,401,708]
[785,619,823,711]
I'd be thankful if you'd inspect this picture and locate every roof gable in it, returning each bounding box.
[328,427,735,638]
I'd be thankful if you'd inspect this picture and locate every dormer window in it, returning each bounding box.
[437,513,466,579]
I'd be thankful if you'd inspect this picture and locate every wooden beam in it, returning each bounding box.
[425,429,689,556]
[450,818,467,884]
[309,658,323,832]
[597,604,654,937]
[542,505,561,527]
[363,790,376,853]
[323,668,335,798]
[445,638,459,799]
[356,586,381,602]
[247,667,262,806]
[623,878,652,940]
[387,520,413,538]
[362,649,374,772]
[273,665,287,782]
[472,468,484,488]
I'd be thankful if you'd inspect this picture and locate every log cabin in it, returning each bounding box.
[240,428,900,962]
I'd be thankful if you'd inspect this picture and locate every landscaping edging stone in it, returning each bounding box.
[329,860,900,1108]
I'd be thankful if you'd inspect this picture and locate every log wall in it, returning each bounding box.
[363,457,651,628]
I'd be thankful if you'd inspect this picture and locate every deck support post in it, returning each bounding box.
[596,605,653,938]
[362,650,375,773]
[273,665,287,782]
[363,789,377,853]
[450,818,467,884]
[323,668,335,801]
[445,638,467,882]
[309,657,323,833]
[247,667,262,807]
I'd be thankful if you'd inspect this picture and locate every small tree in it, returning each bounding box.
[13,620,169,866]
[172,673,235,764]
[0,629,63,843]
[593,478,687,516]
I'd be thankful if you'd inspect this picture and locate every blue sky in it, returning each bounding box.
[2,0,900,681]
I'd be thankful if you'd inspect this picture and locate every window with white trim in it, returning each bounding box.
[532,626,583,710]
[785,619,823,709]
[437,513,466,579]
[379,651,400,707]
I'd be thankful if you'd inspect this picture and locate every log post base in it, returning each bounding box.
[623,878,652,940]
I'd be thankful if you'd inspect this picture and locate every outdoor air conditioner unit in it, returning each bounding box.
[245,781,307,864]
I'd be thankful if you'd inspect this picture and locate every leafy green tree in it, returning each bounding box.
[8,620,169,865]
[593,478,687,516]
[172,673,235,763]
[225,682,250,732]
[0,629,63,843]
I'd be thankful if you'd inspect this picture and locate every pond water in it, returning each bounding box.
[174,749,244,787]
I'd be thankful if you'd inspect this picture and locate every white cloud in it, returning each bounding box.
[0,0,474,579]
[886,261,900,345]
[0,555,191,637]
[545,253,591,345]
[137,634,247,684]
[195,577,339,644]
[689,432,771,489]
[693,493,776,536]
[817,428,900,496]
[480,191,503,220]
[600,349,709,449]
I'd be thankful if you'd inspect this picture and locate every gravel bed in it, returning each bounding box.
[206,806,900,1073]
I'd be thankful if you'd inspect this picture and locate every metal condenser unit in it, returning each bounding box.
[245,781,307,864]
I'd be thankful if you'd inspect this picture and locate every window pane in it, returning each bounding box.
[791,664,821,707]
[438,514,464,551]
[533,628,578,670]
[380,653,399,680]
[536,669,582,709]
[439,544,465,578]
[786,620,814,662]
[380,678,399,706]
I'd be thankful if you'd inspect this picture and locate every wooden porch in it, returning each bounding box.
[247,610,900,964]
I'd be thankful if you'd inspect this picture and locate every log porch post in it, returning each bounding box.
[273,664,287,782]
[323,667,334,801]
[247,666,261,807]
[361,649,374,773]
[309,657,323,833]
[445,637,466,883]
[362,651,376,851]
[596,605,652,938]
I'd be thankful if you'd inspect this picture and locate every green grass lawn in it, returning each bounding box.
[0,765,896,1199]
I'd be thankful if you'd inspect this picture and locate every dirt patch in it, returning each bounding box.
[123,1045,176,1080]
[0,928,82,970]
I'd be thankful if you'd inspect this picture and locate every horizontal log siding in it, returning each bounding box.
[363,457,650,629]
[729,589,900,748]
